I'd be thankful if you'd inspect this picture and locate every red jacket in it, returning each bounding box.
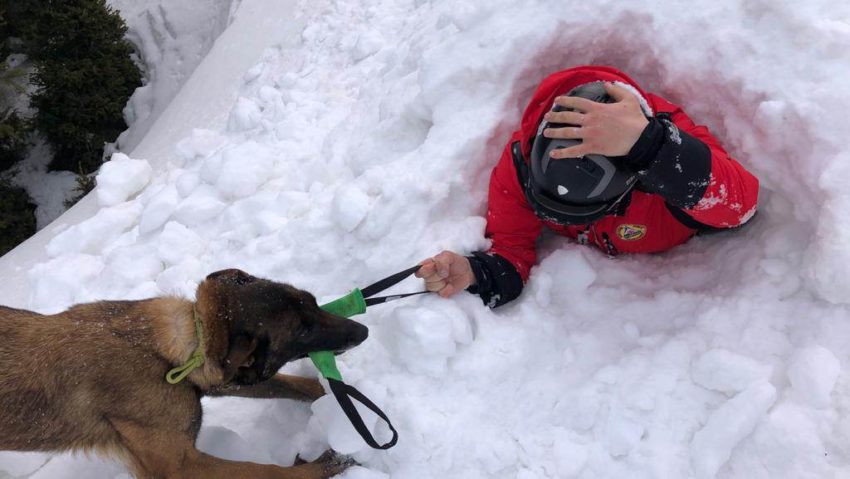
[485,66,759,281]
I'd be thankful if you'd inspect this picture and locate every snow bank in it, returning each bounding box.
[107,0,239,151]
[4,0,850,478]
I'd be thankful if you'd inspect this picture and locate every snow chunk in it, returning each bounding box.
[29,254,105,312]
[604,408,644,457]
[332,185,371,232]
[752,402,829,477]
[691,349,772,395]
[531,249,597,308]
[96,153,153,206]
[156,221,206,266]
[787,345,841,408]
[176,172,201,197]
[176,129,229,161]
[690,381,777,479]
[139,185,180,234]
[215,141,276,198]
[553,438,589,476]
[307,382,390,455]
[352,29,385,61]
[46,202,142,256]
[104,244,163,285]
[807,154,850,305]
[384,300,473,376]
[227,96,263,132]
[196,425,272,464]
[173,185,227,225]
[156,258,204,297]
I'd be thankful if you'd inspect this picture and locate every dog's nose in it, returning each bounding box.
[349,322,369,345]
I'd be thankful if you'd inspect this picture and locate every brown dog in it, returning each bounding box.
[0,269,368,478]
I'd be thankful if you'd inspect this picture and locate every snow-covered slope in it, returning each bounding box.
[108,0,242,151]
[3,1,850,478]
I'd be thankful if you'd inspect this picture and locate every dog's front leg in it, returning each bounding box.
[206,374,325,402]
[181,449,354,479]
[110,417,352,478]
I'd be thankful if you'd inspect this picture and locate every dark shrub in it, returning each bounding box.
[0,109,28,172]
[0,179,36,255]
[64,170,95,209]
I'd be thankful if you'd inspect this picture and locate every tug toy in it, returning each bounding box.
[310,265,428,449]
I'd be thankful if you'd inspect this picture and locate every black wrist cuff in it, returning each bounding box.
[465,251,524,308]
[624,117,666,172]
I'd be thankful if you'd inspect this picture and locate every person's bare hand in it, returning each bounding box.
[542,82,649,159]
[415,251,475,298]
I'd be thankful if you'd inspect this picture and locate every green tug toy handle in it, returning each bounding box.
[310,288,398,449]
[309,288,366,381]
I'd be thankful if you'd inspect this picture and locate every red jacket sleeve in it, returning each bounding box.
[651,95,759,227]
[484,133,542,282]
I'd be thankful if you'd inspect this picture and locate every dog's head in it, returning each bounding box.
[196,269,369,385]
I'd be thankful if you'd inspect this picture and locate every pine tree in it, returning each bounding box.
[23,0,142,173]
[0,8,29,173]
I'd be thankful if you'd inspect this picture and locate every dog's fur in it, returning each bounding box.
[0,269,368,479]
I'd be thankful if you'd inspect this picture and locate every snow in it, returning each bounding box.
[107,0,241,152]
[7,139,78,229]
[95,153,153,206]
[691,349,773,396]
[690,381,778,479]
[3,0,850,478]
[787,345,841,409]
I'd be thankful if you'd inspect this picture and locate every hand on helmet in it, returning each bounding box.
[415,251,476,298]
[542,82,649,159]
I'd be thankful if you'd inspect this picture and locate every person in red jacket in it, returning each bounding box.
[416,66,759,307]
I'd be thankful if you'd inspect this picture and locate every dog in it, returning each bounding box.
[0,268,368,478]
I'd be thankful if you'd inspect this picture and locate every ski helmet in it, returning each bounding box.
[525,81,638,225]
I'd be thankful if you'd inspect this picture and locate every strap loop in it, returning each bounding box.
[327,378,399,449]
[165,350,204,384]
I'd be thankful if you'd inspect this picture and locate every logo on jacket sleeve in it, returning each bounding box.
[616,224,647,241]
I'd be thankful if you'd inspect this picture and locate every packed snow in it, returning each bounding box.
[3,0,850,478]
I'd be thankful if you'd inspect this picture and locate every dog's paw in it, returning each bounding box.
[299,377,327,402]
[295,450,357,477]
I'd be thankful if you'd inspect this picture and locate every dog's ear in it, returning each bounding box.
[220,334,258,384]
[205,269,256,286]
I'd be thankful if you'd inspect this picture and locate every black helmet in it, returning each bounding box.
[525,82,638,225]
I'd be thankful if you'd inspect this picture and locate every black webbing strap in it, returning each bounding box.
[322,265,427,450]
[327,378,399,449]
[360,265,429,306]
